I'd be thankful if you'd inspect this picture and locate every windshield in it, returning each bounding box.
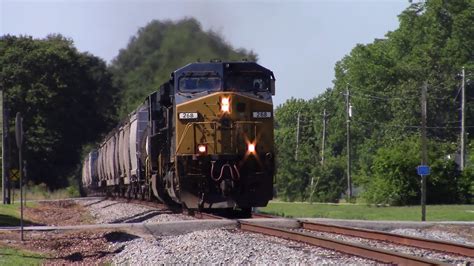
[179,76,221,92]
[225,73,270,92]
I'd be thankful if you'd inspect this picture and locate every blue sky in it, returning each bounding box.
[1,0,409,106]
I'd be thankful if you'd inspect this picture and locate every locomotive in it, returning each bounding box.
[82,61,276,214]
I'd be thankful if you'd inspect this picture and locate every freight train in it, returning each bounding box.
[82,61,276,214]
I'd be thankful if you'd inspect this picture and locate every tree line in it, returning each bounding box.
[0,1,472,205]
[274,0,473,204]
[0,18,255,189]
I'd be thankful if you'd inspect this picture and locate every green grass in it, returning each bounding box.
[261,201,474,221]
[0,247,44,265]
[0,202,37,226]
[10,185,78,201]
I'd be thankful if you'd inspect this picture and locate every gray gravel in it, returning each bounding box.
[390,228,474,246]
[298,228,473,264]
[111,229,376,265]
[77,198,473,264]
[78,199,375,264]
[76,199,193,224]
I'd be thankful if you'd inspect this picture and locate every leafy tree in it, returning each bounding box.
[359,137,463,205]
[274,0,474,204]
[110,18,258,116]
[308,156,346,203]
[0,35,119,188]
[274,98,312,201]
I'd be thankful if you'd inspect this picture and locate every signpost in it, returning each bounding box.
[1,89,11,204]
[417,164,430,222]
[15,112,24,241]
[420,83,428,222]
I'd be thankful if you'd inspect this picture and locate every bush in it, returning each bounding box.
[359,137,465,205]
[66,185,80,197]
[307,156,346,203]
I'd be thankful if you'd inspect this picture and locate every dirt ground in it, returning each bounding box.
[24,200,94,226]
[0,200,131,265]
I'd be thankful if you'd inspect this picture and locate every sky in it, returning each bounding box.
[1,0,409,106]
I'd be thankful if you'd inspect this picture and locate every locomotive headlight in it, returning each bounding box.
[221,97,230,113]
[248,143,256,154]
[197,144,207,154]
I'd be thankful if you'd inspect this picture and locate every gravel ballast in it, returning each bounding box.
[297,228,473,264]
[79,199,376,264]
[76,199,193,224]
[76,198,473,264]
[390,228,474,246]
[110,229,376,265]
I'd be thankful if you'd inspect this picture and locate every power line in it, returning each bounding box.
[350,90,459,102]
[354,119,474,129]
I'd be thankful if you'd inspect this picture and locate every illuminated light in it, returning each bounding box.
[197,144,207,153]
[221,97,230,113]
[248,143,256,153]
[222,97,229,105]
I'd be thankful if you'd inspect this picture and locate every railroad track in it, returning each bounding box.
[240,222,442,265]
[22,197,472,264]
[251,212,277,219]
[193,212,472,264]
[91,198,472,264]
[301,221,474,258]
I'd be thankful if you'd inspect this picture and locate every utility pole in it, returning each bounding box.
[461,67,466,171]
[1,90,10,204]
[15,112,24,240]
[321,109,327,166]
[345,86,352,200]
[421,82,428,221]
[1,89,4,204]
[295,111,301,161]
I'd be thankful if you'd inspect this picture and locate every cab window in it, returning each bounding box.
[225,74,270,92]
[179,76,221,92]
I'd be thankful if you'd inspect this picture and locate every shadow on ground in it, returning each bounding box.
[0,214,42,227]
[104,231,139,243]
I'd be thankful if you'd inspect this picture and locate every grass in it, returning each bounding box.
[261,201,474,221]
[0,247,44,265]
[0,202,37,226]
[6,184,79,202]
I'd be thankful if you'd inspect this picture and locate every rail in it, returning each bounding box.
[240,222,444,265]
[301,221,474,257]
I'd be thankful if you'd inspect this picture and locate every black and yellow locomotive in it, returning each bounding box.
[82,61,276,213]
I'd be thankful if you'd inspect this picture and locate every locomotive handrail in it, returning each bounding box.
[176,121,218,154]
[177,121,263,154]
[232,121,262,153]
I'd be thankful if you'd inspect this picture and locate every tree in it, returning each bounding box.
[274,0,474,204]
[110,18,258,116]
[0,35,119,188]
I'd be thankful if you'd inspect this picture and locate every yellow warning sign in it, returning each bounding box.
[10,169,19,181]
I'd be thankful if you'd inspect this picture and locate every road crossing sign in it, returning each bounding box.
[10,169,19,181]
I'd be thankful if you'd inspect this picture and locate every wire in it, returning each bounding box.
[349,90,458,103]
[341,81,461,102]
[354,119,474,129]
[350,91,404,101]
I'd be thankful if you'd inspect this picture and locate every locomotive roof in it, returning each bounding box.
[173,61,274,79]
